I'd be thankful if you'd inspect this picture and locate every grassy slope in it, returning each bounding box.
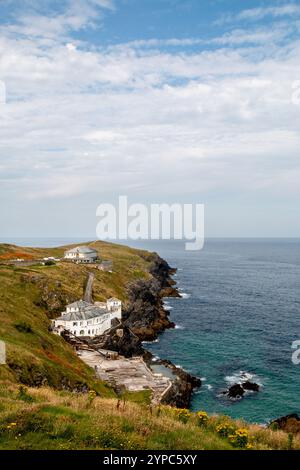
[0,241,297,450]
[0,240,151,392]
[0,383,298,450]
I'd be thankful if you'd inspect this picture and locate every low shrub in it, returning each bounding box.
[14,322,33,333]
[196,411,209,426]
[228,428,250,448]
[44,260,56,266]
[17,386,34,403]
[175,408,191,424]
[215,422,235,438]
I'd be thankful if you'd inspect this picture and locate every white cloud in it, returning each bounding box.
[0,1,300,238]
[0,0,114,40]
[217,3,300,24]
[89,0,115,9]
[238,4,300,21]
[111,27,288,51]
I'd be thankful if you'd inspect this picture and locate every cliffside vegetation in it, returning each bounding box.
[0,240,152,391]
[0,241,298,450]
[1,383,299,450]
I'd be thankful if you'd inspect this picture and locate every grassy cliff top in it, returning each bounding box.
[0,240,154,392]
[0,382,298,450]
[0,241,298,450]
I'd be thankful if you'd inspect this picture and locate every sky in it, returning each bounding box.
[0,0,300,238]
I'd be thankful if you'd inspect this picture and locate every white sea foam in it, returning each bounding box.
[175,324,184,330]
[163,301,173,310]
[180,292,191,299]
[200,377,207,381]
[151,356,160,362]
[205,384,213,390]
[225,370,263,387]
[142,338,159,344]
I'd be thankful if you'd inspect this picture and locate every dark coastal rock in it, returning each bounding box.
[224,381,260,399]
[113,253,175,329]
[242,380,260,392]
[146,253,177,288]
[118,253,201,405]
[227,383,245,398]
[147,358,201,408]
[123,275,176,341]
[270,414,300,434]
[86,324,144,358]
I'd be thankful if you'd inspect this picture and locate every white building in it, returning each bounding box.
[107,297,122,312]
[52,298,122,338]
[64,246,98,263]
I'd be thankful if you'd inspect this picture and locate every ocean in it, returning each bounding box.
[2,237,300,424]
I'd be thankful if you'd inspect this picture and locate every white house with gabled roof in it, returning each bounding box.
[52,297,122,338]
[64,246,98,263]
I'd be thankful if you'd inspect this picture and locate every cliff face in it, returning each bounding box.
[86,324,144,358]
[111,252,201,406]
[123,253,180,341]
[79,250,200,406]
[0,241,200,407]
[160,360,201,408]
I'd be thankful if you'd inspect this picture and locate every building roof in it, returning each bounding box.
[66,300,92,310]
[56,306,108,322]
[94,301,107,309]
[108,297,121,302]
[65,246,97,255]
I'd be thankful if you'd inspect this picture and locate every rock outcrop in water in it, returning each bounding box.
[224,381,260,399]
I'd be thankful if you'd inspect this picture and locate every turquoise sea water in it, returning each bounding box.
[2,237,300,424]
[144,239,300,424]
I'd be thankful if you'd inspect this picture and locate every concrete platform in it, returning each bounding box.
[79,349,172,402]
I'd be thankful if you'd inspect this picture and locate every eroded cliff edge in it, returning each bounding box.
[85,251,201,407]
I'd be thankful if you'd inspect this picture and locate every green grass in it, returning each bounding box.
[0,240,154,393]
[0,384,298,450]
[1,240,297,450]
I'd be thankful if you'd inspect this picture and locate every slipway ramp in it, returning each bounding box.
[84,272,95,303]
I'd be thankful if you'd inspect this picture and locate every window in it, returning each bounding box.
[73,322,77,326]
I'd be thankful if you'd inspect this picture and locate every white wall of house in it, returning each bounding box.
[107,299,122,315]
[53,311,119,337]
[64,251,97,263]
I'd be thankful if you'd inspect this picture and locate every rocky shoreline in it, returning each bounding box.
[85,251,201,407]
[122,252,180,341]
[121,252,201,407]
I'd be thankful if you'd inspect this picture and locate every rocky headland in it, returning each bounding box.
[82,251,201,407]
